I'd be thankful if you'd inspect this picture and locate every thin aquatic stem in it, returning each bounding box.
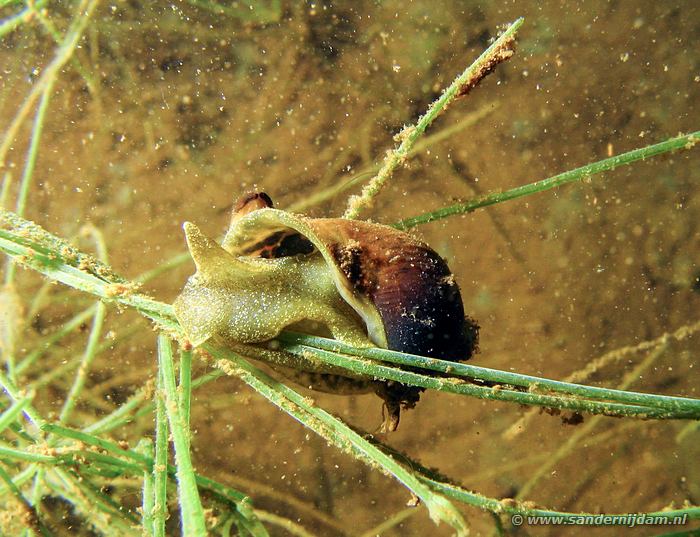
[0,464,37,495]
[287,104,497,214]
[4,76,56,288]
[157,335,207,536]
[33,422,260,527]
[30,467,46,536]
[276,332,700,417]
[58,301,106,424]
[421,476,700,523]
[0,369,45,430]
[29,6,98,94]
[0,445,54,464]
[179,348,193,440]
[0,391,34,433]
[394,130,700,229]
[257,342,685,420]
[153,364,169,537]
[0,1,48,39]
[343,18,523,219]
[137,438,155,537]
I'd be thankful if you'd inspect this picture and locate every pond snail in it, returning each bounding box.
[174,192,479,431]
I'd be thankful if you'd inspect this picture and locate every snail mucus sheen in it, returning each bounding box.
[174,192,479,430]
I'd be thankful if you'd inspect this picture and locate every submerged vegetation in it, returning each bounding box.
[0,2,699,536]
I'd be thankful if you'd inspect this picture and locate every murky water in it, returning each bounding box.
[1,1,698,535]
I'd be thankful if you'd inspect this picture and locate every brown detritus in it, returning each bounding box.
[394,125,416,143]
[104,282,140,298]
[562,412,584,426]
[499,497,518,510]
[18,502,42,536]
[59,245,78,263]
[456,34,516,98]
[542,406,562,417]
[406,492,421,507]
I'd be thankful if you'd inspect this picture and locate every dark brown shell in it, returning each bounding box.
[310,218,478,362]
[228,192,479,362]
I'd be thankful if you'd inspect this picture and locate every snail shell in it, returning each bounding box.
[174,192,479,430]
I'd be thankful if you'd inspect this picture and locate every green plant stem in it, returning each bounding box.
[3,75,56,312]
[0,1,48,38]
[58,301,106,424]
[343,18,523,219]
[179,348,193,442]
[0,391,34,433]
[421,476,700,523]
[30,467,45,535]
[0,445,54,464]
[0,464,37,495]
[276,332,700,416]
[14,81,54,220]
[394,130,700,229]
[158,335,207,536]
[153,363,169,537]
[31,422,259,529]
[84,385,151,435]
[287,103,497,214]
[0,369,45,430]
[208,346,469,537]
[42,423,149,465]
[30,6,98,94]
[137,438,155,537]
[252,342,683,419]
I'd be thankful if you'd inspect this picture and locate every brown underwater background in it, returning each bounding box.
[1,1,699,535]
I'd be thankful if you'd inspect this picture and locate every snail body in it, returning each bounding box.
[174,192,478,429]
